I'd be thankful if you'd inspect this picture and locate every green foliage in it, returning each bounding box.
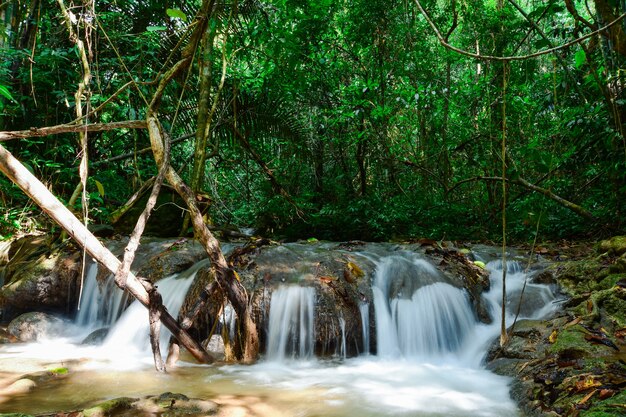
[1,0,625,242]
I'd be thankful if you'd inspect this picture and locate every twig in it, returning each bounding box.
[412,0,626,61]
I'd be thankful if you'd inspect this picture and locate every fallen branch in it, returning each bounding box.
[0,143,213,364]
[92,133,193,167]
[449,175,595,220]
[0,120,147,141]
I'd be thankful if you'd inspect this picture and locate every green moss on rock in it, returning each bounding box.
[549,327,612,357]
[580,389,626,417]
[599,236,626,256]
[83,397,137,417]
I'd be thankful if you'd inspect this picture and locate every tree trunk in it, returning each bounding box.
[147,115,260,362]
[0,143,213,364]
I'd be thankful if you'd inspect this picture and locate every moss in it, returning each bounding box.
[595,274,624,291]
[0,414,35,417]
[553,259,610,295]
[47,367,68,375]
[580,389,626,417]
[83,397,137,417]
[596,288,626,328]
[599,236,626,256]
[549,327,612,357]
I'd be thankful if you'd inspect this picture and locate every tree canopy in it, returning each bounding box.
[1,0,625,242]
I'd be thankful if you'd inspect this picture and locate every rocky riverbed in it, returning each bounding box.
[0,235,624,416]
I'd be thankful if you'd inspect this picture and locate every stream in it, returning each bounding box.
[0,244,558,416]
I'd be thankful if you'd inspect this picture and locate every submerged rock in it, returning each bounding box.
[83,397,137,417]
[82,393,218,417]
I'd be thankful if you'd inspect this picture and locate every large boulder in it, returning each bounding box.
[0,235,207,324]
[7,312,65,342]
[82,393,218,417]
[0,235,81,322]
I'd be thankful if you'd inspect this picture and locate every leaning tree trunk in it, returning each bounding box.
[144,0,259,363]
[146,115,259,363]
[0,143,213,364]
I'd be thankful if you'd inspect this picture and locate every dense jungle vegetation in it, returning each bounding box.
[0,0,625,242]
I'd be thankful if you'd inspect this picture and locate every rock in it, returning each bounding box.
[131,393,218,416]
[7,312,65,342]
[531,270,556,285]
[599,236,626,256]
[81,328,109,345]
[205,334,225,360]
[1,378,37,395]
[83,397,137,417]
[0,236,81,321]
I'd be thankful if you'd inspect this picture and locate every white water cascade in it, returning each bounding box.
[75,261,131,328]
[100,259,209,360]
[0,244,560,417]
[373,254,476,358]
[359,302,370,355]
[265,286,315,361]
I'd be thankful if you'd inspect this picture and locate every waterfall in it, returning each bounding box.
[359,302,370,355]
[372,254,476,358]
[101,259,210,358]
[485,260,557,322]
[75,261,130,329]
[339,316,346,359]
[266,286,315,361]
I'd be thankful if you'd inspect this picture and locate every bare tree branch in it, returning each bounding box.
[0,120,147,141]
[412,0,626,61]
[449,176,595,220]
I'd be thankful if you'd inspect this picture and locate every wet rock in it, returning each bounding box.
[7,312,65,342]
[135,240,206,283]
[487,320,550,361]
[81,328,109,345]
[132,392,217,416]
[83,397,137,417]
[531,270,556,285]
[205,334,226,361]
[0,235,81,321]
[1,378,37,395]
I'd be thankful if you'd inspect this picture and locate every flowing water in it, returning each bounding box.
[0,246,557,416]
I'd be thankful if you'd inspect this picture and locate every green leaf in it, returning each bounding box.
[0,85,16,102]
[94,180,105,197]
[574,49,586,69]
[166,8,187,21]
[146,26,167,32]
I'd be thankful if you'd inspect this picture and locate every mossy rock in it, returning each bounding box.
[133,392,218,416]
[599,236,626,256]
[7,312,65,342]
[553,259,611,296]
[549,326,614,357]
[0,414,36,417]
[83,397,137,417]
[579,386,626,417]
[0,235,82,321]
